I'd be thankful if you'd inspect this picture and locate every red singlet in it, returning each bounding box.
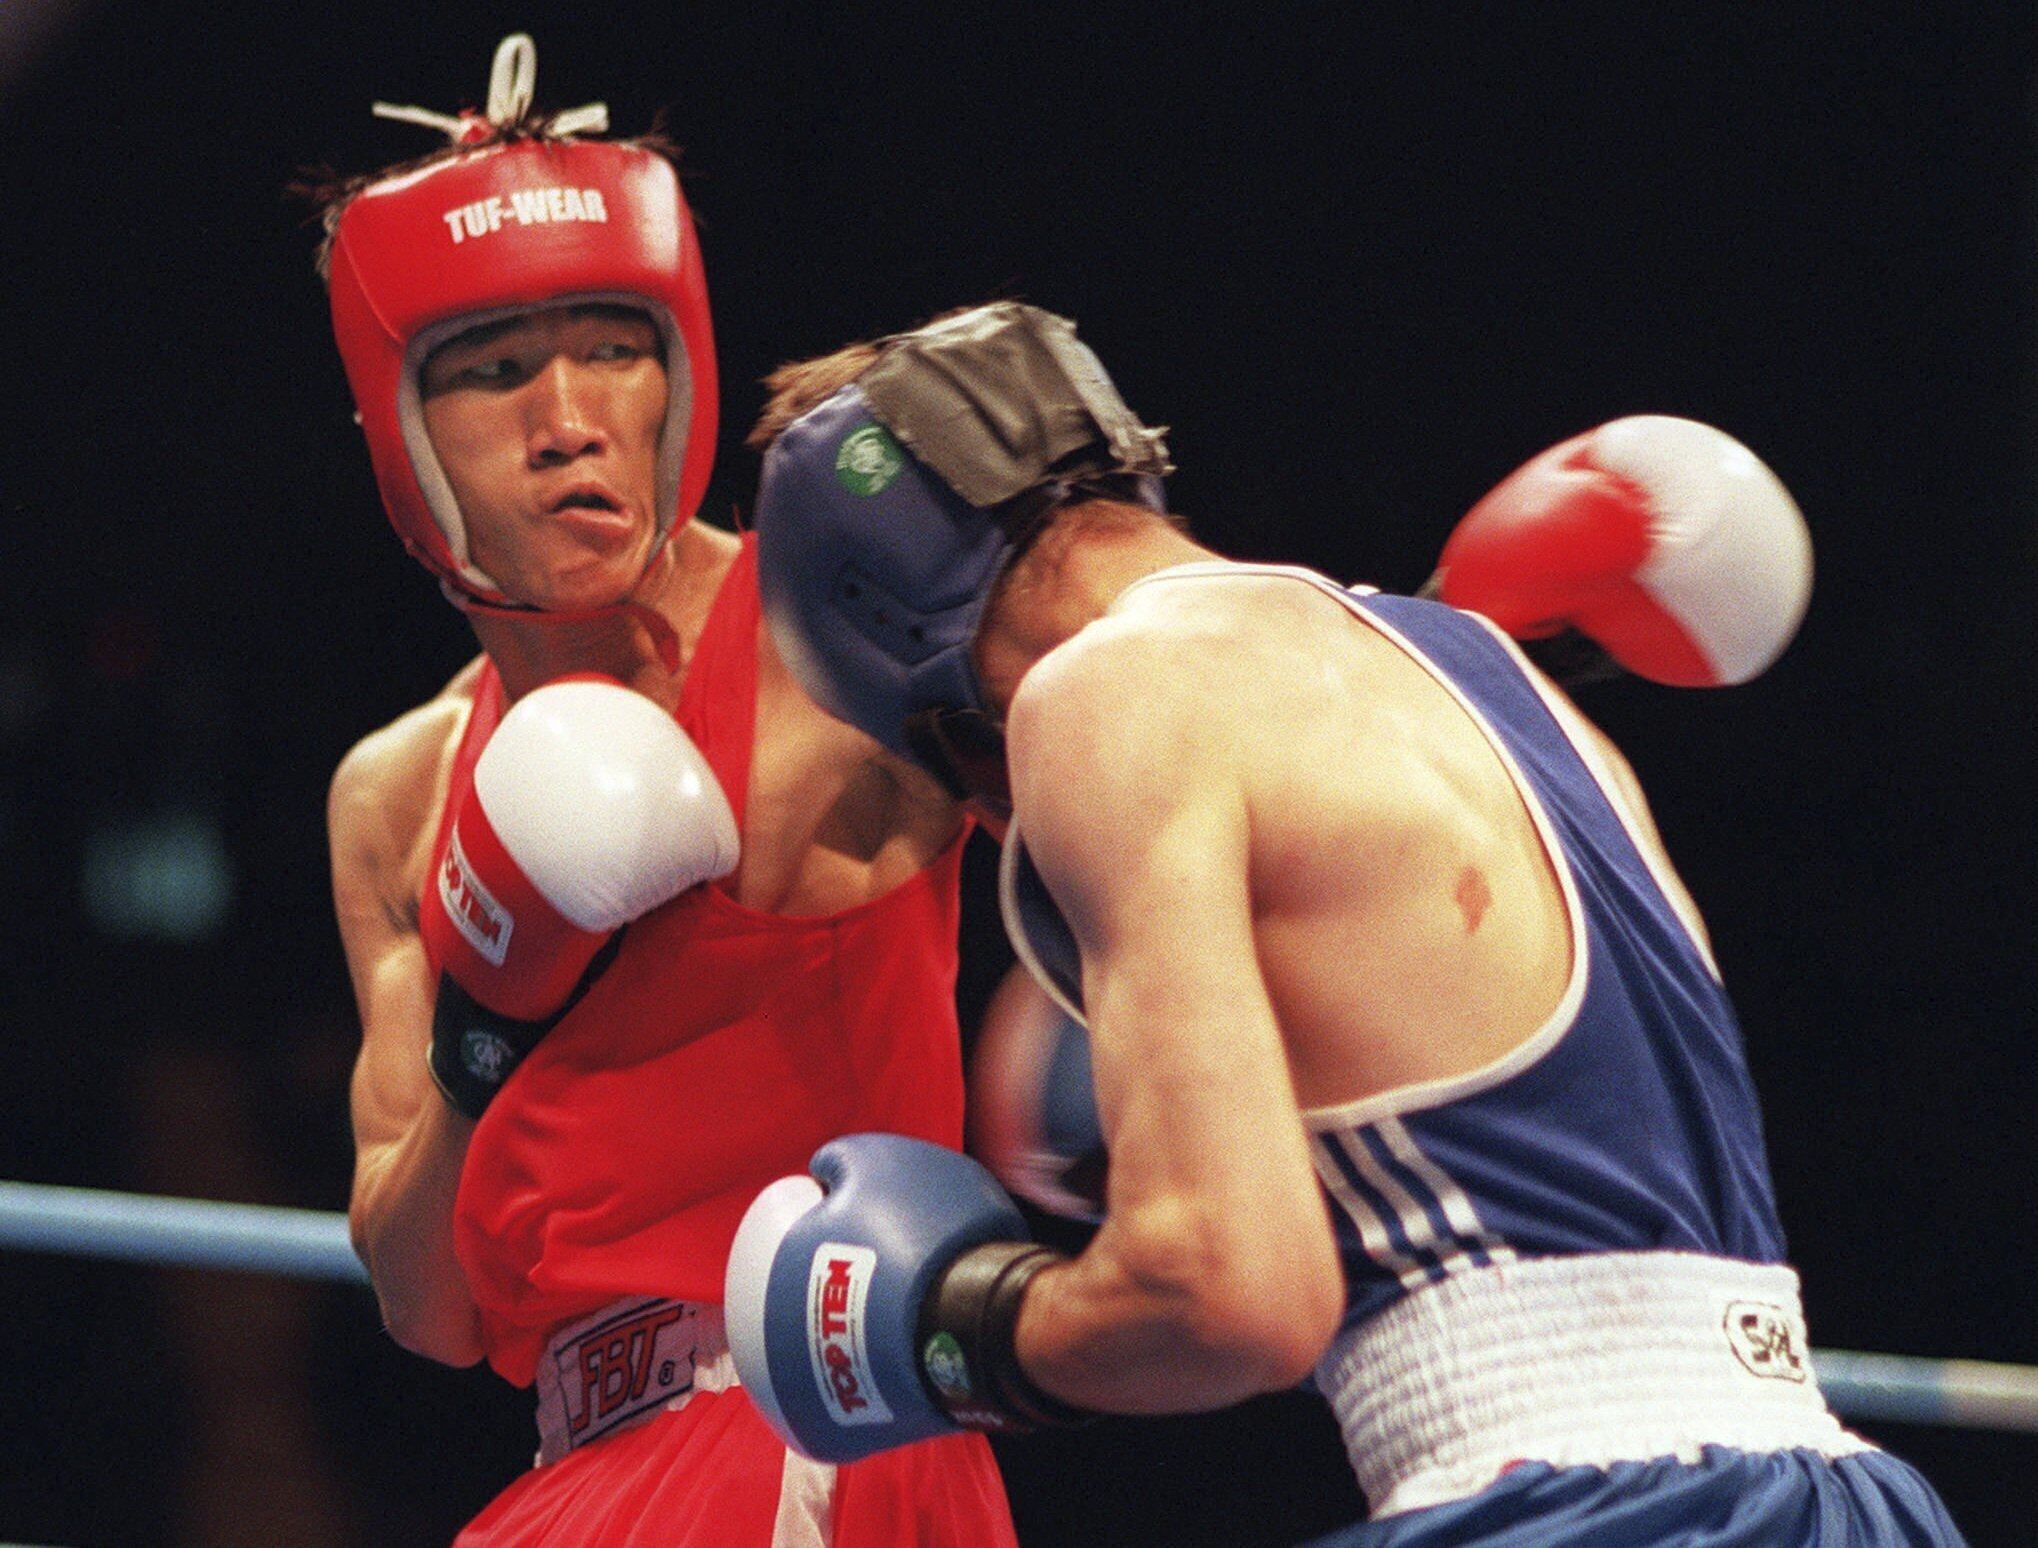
[430,538,1014,1546]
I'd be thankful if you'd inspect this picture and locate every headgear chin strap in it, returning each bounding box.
[754,303,1171,808]
[327,35,717,608]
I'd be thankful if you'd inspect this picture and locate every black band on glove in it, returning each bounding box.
[1417,572,1624,692]
[1518,628,1624,690]
[426,933,626,1120]
[426,974,559,1121]
[916,1241,1095,1433]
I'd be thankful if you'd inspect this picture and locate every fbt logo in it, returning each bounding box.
[568,1303,690,1435]
[807,1244,893,1426]
[442,186,611,245]
[440,830,512,966]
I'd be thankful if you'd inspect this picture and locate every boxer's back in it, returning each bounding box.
[1042,561,1582,1112]
[1002,557,1784,1290]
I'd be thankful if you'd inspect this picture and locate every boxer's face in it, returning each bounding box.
[421,304,667,609]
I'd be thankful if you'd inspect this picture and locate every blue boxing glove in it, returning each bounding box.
[970,991,1109,1222]
[724,1134,1089,1463]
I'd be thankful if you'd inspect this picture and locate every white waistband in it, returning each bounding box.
[533,1298,737,1466]
[1317,1252,1869,1518]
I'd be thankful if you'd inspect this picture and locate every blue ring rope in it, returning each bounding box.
[0,1180,367,1284]
[1811,1349,2038,1432]
[4,1179,2034,1431]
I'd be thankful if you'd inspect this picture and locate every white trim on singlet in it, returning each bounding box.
[1343,1125,1483,1277]
[1114,558,1370,603]
[1320,1124,1467,1279]
[1377,1116,1519,1268]
[1310,1131,1435,1291]
[1312,1114,1521,1288]
[997,825,1088,1028]
[1461,610,1722,983]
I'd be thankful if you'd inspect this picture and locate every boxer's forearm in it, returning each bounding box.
[1011,1210,1327,1413]
[350,1096,485,1366]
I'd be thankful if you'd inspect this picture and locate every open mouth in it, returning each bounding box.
[550,486,623,515]
[543,485,636,553]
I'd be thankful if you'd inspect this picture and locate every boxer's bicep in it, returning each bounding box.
[1042,786,1318,1224]
[1010,644,1297,1189]
[347,927,438,1162]
[1011,664,1340,1382]
[328,740,440,1163]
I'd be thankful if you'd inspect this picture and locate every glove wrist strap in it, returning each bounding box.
[1519,628,1623,689]
[426,932,627,1119]
[917,1241,1094,1432]
[426,975,551,1120]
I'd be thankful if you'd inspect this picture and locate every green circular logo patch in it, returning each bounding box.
[835,425,905,496]
[920,1331,974,1401]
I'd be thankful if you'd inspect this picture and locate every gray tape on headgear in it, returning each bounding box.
[754,302,1171,794]
[857,303,1172,510]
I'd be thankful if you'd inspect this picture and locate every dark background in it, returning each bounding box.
[2,2,2033,1543]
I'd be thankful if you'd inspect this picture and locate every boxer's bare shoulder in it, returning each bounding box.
[328,656,487,941]
[1005,604,1243,819]
[1016,569,1489,839]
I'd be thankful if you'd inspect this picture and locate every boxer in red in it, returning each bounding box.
[315,37,1015,1546]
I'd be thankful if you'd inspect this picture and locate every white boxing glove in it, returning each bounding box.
[422,674,739,1115]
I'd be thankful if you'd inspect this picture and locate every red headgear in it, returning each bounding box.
[326,42,716,604]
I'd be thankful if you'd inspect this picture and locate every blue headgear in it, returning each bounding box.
[754,303,1172,807]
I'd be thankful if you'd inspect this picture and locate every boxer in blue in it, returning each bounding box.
[722,303,1965,1544]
